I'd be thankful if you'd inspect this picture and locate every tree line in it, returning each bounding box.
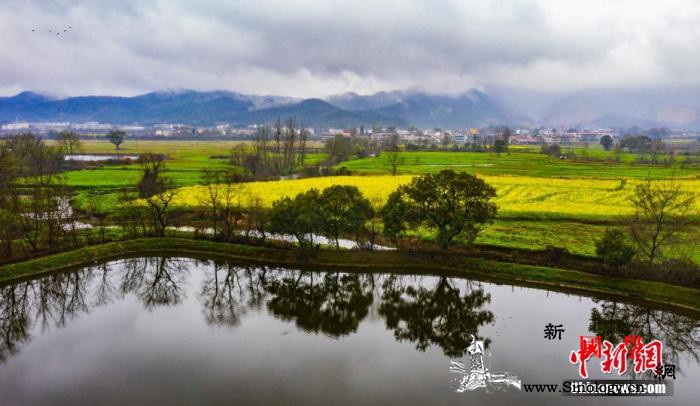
[229,118,310,178]
[193,167,499,251]
[0,134,80,258]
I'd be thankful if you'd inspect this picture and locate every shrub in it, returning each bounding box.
[595,228,636,269]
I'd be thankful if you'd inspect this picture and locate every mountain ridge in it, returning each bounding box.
[0,89,526,128]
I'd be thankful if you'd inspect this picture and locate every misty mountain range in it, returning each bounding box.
[2,87,700,129]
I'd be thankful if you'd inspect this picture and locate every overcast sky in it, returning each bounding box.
[1,0,699,98]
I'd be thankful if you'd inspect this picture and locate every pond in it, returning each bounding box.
[64,154,139,161]
[0,257,698,405]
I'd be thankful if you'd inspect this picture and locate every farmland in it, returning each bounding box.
[58,139,327,189]
[61,141,700,194]
[51,140,700,263]
[171,174,700,220]
[337,150,700,178]
[167,174,700,262]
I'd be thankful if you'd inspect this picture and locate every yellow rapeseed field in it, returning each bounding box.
[171,175,700,219]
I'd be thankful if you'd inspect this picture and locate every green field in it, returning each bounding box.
[62,141,700,194]
[338,149,700,178]
[59,140,327,189]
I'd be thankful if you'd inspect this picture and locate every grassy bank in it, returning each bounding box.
[1,238,699,316]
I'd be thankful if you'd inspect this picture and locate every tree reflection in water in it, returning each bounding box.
[121,257,189,308]
[0,282,31,363]
[264,271,374,337]
[199,261,271,327]
[1,257,699,371]
[588,300,700,377]
[0,257,189,362]
[379,275,494,357]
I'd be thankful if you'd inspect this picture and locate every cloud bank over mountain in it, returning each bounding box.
[3,0,700,98]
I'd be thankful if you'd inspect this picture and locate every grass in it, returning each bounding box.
[1,238,699,315]
[477,220,700,262]
[59,140,328,190]
[60,139,326,209]
[338,150,700,178]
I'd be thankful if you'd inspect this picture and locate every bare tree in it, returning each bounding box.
[200,169,223,237]
[138,153,176,237]
[84,193,108,243]
[649,139,665,164]
[144,184,177,237]
[283,117,297,174]
[229,143,246,166]
[8,134,64,252]
[630,177,696,269]
[249,196,267,241]
[273,119,283,172]
[383,133,403,176]
[116,190,149,238]
[0,140,20,258]
[298,126,308,166]
[217,171,241,241]
[56,131,82,160]
[359,197,383,250]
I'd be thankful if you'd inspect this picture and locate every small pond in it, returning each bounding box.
[64,154,139,161]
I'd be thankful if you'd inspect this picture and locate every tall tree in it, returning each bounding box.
[137,153,176,236]
[297,127,308,166]
[383,170,498,250]
[383,133,403,176]
[200,169,223,238]
[107,130,126,151]
[493,139,508,156]
[56,131,82,160]
[630,177,696,269]
[319,185,373,249]
[268,189,323,248]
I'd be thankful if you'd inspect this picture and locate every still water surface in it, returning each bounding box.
[64,154,139,161]
[0,257,698,405]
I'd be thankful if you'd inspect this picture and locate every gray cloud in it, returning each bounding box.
[1,0,699,97]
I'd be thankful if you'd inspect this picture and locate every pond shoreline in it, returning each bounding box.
[1,237,699,316]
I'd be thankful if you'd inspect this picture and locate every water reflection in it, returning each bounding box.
[200,261,267,327]
[265,271,374,337]
[588,300,700,377]
[380,276,494,357]
[1,256,699,380]
[122,257,189,308]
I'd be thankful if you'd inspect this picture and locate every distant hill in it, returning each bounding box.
[227,98,407,127]
[0,88,527,128]
[6,86,700,129]
[0,90,297,126]
[327,89,529,128]
[326,91,405,111]
[489,87,700,129]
